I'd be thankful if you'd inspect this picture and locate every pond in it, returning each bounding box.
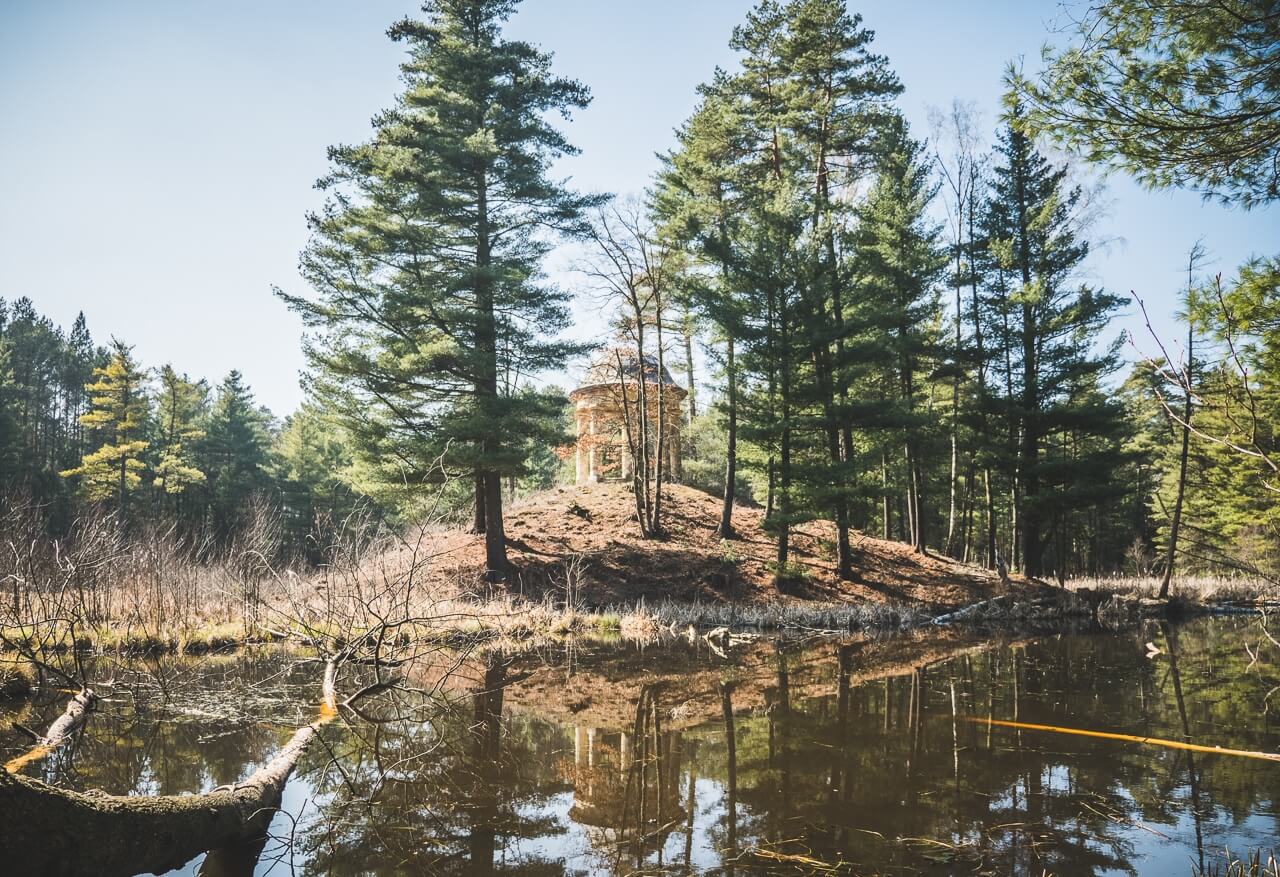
[3,616,1279,875]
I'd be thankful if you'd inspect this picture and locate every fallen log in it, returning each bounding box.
[0,660,342,877]
[930,596,1007,626]
[3,688,97,773]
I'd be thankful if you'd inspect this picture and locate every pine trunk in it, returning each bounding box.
[718,337,738,538]
[1159,323,1194,599]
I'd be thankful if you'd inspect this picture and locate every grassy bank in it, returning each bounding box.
[0,584,1211,662]
[1065,574,1279,604]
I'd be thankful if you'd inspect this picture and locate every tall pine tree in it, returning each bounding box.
[61,339,150,514]
[980,95,1125,576]
[199,371,272,539]
[849,115,948,553]
[153,365,208,501]
[281,0,595,582]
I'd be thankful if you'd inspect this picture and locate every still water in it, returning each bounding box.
[4,617,1280,875]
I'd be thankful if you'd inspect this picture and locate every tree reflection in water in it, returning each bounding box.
[3,617,1279,875]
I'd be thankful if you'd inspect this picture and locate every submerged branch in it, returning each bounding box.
[3,688,97,773]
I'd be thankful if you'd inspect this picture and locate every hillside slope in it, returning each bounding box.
[426,482,1029,610]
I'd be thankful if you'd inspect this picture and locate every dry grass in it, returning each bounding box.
[1193,849,1280,877]
[1065,574,1280,604]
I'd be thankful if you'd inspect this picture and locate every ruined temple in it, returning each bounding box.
[568,348,686,485]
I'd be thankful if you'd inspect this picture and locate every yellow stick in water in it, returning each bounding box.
[970,717,1280,763]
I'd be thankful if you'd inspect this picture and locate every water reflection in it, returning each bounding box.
[3,617,1279,875]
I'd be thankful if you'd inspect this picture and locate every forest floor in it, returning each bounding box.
[421,481,1040,611]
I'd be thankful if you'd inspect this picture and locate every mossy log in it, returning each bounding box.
[0,660,339,877]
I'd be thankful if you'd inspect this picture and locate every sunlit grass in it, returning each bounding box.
[1065,574,1279,603]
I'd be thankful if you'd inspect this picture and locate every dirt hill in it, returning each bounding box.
[427,482,1026,610]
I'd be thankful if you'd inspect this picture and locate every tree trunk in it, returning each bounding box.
[472,469,486,534]
[718,337,737,539]
[617,353,649,537]
[881,450,891,541]
[682,308,697,423]
[475,167,506,583]
[776,424,791,574]
[481,471,506,584]
[983,468,996,569]
[653,288,667,532]
[720,682,738,872]
[4,689,97,774]
[1160,322,1194,599]
[635,322,653,534]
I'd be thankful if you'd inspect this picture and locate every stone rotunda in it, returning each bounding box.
[568,348,686,485]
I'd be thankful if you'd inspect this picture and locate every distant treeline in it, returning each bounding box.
[0,297,364,561]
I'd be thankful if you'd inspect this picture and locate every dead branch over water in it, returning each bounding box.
[0,658,348,876]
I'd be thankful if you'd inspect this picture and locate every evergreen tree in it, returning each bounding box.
[779,0,900,576]
[848,115,948,553]
[980,97,1126,576]
[0,306,20,485]
[60,339,150,512]
[658,0,905,579]
[5,298,65,488]
[61,312,97,471]
[273,401,361,560]
[1013,0,1280,207]
[153,365,208,499]
[655,80,753,538]
[199,370,272,537]
[281,0,596,582]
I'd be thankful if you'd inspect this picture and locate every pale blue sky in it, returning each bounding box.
[2,1,1275,415]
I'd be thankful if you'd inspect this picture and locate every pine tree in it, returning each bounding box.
[778,0,901,577]
[273,401,360,560]
[659,0,905,579]
[153,365,208,500]
[199,371,272,537]
[848,115,948,553]
[726,0,822,576]
[1013,0,1280,207]
[281,0,596,582]
[655,80,753,538]
[980,96,1125,576]
[60,339,150,512]
[61,312,96,470]
[0,306,20,485]
[5,298,64,487]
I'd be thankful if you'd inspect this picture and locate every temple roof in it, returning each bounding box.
[569,347,687,400]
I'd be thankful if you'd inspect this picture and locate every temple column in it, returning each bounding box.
[574,407,586,484]
[587,409,598,483]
